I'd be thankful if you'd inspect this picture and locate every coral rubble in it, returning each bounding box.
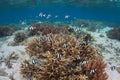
[4,52,19,68]
[20,33,107,80]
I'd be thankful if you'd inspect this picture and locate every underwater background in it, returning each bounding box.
[0,0,120,24]
[0,0,120,80]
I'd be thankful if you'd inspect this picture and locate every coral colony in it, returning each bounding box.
[20,23,108,80]
[1,20,120,80]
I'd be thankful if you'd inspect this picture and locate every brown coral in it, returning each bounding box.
[21,33,107,80]
[83,56,108,80]
[28,23,74,36]
[14,32,27,43]
[0,25,21,37]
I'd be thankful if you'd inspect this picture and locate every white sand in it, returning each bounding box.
[0,35,27,80]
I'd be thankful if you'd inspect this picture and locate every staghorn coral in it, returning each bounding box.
[20,34,107,80]
[20,60,42,79]
[83,56,108,80]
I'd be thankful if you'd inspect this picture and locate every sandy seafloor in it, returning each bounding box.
[0,26,120,80]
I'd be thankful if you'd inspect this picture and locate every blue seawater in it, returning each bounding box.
[0,0,120,24]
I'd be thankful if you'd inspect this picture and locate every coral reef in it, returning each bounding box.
[73,20,105,30]
[83,56,107,80]
[73,20,89,29]
[75,28,94,44]
[106,27,120,41]
[20,33,107,80]
[0,25,21,37]
[4,52,19,68]
[14,32,27,43]
[28,23,74,36]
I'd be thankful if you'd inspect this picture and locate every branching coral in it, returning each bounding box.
[28,23,74,36]
[11,32,28,46]
[4,52,19,68]
[83,56,108,80]
[20,34,107,80]
[14,32,27,43]
[0,25,21,37]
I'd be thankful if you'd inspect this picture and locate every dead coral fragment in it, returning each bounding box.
[21,34,107,80]
[4,52,19,68]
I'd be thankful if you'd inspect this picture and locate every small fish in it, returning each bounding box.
[21,21,26,25]
[77,55,81,60]
[43,14,46,17]
[45,36,51,41]
[56,52,62,59]
[65,15,70,19]
[38,37,42,42]
[46,14,52,19]
[39,12,43,17]
[29,26,34,30]
[38,21,42,23]
[32,59,37,64]
[81,61,87,65]
[55,15,58,18]
[80,24,84,27]
[90,69,95,74]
